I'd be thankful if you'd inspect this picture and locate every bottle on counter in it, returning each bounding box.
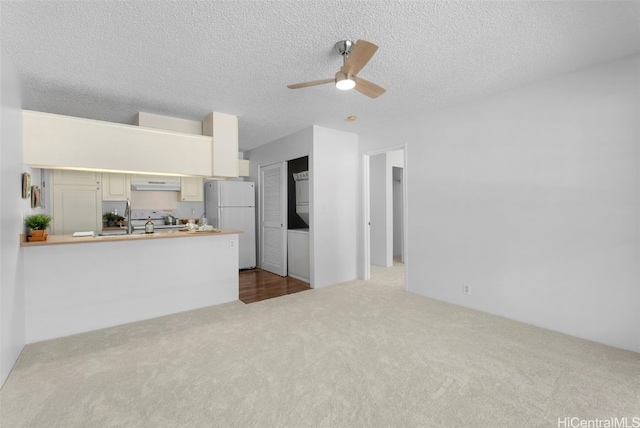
[145,217,154,234]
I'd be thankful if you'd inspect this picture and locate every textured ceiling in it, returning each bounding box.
[2,1,639,151]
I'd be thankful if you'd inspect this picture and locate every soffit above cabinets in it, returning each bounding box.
[135,112,203,135]
[22,110,238,178]
[137,111,239,179]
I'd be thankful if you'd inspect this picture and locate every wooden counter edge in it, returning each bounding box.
[20,229,243,247]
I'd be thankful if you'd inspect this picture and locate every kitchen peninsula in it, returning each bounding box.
[22,230,241,343]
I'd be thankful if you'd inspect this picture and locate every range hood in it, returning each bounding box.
[130,179,181,191]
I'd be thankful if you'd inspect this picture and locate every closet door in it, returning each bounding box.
[259,162,286,276]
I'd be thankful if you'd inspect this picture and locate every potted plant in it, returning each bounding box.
[25,213,52,242]
[102,212,124,227]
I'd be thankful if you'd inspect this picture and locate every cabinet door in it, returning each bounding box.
[288,231,310,282]
[102,173,131,201]
[52,184,102,234]
[238,159,250,177]
[180,177,203,201]
[52,169,101,186]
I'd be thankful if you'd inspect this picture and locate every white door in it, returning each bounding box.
[260,162,286,276]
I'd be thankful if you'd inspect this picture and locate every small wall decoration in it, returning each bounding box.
[22,172,31,199]
[31,185,41,208]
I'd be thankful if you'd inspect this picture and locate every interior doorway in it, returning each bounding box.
[363,147,407,289]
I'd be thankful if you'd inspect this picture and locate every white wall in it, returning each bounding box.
[359,54,640,352]
[0,48,26,387]
[311,126,358,288]
[24,234,239,343]
[387,149,404,168]
[247,127,313,175]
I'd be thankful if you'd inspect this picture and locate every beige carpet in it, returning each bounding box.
[1,264,639,427]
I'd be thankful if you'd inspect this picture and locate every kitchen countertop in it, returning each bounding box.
[20,229,243,247]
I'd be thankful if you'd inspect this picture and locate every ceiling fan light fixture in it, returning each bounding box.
[335,72,356,90]
[287,40,384,97]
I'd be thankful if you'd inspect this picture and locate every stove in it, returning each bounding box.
[130,209,184,231]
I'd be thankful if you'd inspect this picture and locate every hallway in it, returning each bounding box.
[239,269,311,304]
[240,259,405,304]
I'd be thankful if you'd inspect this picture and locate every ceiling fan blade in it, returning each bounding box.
[354,78,386,98]
[341,40,378,76]
[287,78,334,89]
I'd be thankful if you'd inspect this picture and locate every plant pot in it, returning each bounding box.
[28,229,47,242]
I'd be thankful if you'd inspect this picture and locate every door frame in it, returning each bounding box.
[362,144,408,290]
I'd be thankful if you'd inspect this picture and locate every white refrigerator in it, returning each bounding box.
[204,181,256,269]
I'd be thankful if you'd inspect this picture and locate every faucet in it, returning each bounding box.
[124,199,133,234]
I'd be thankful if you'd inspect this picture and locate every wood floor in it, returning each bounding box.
[239,269,311,304]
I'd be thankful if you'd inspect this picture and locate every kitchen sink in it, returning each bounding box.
[97,231,126,236]
[98,230,144,236]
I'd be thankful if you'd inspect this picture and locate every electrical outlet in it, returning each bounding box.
[229,240,234,249]
[462,284,471,295]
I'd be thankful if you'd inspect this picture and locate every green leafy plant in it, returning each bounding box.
[25,214,52,230]
[103,212,125,227]
[102,212,120,222]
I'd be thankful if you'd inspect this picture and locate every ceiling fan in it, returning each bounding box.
[287,40,386,98]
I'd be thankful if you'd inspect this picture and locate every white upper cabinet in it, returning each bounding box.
[102,173,131,201]
[50,169,101,186]
[203,112,239,178]
[179,177,204,202]
[238,159,250,177]
[23,110,212,176]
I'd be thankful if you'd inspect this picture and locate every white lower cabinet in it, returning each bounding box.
[287,229,310,283]
[179,177,203,201]
[51,170,102,235]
